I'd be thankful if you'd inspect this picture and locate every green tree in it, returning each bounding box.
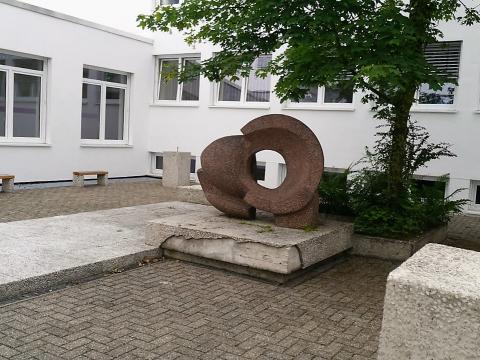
[138,0,479,209]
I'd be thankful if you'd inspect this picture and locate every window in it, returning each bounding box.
[255,162,266,182]
[157,57,200,103]
[151,152,197,177]
[417,41,462,106]
[156,0,180,6]
[0,51,46,142]
[216,55,272,105]
[81,67,129,143]
[470,181,480,210]
[287,79,354,110]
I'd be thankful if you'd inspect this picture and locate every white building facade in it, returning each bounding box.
[2,0,480,213]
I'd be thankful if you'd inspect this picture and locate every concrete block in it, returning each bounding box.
[73,174,84,187]
[378,244,480,360]
[163,151,191,188]
[146,206,353,277]
[352,226,447,261]
[98,174,108,186]
[2,178,14,193]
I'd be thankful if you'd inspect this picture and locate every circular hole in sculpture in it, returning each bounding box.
[253,150,287,189]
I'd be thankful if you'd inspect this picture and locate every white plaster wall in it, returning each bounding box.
[0,2,154,182]
[148,23,480,206]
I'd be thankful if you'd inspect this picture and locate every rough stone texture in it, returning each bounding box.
[0,256,396,359]
[177,184,209,205]
[198,114,324,229]
[352,226,447,261]
[73,174,85,187]
[0,179,205,223]
[449,213,480,244]
[146,206,353,275]
[0,202,200,302]
[378,244,480,360]
[2,178,14,193]
[163,151,191,188]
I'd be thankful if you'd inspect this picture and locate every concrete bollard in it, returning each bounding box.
[162,151,191,188]
[378,243,480,360]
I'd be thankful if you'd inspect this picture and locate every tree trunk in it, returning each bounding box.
[387,88,416,206]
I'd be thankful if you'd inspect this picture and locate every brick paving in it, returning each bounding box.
[1,180,479,359]
[0,180,180,223]
[0,257,395,360]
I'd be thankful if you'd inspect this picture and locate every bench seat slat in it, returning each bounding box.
[73,171,108,176]
[0,175,14,180]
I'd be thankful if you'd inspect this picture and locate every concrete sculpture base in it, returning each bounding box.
[146,205,353,282]
[378,244,480,360]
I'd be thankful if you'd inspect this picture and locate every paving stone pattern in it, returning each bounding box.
[0,180,179,223]
[0,257,395,360]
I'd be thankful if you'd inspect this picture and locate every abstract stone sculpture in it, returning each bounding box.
[197,114,324,229]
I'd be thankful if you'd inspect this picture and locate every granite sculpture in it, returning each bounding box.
[197,114,324,229]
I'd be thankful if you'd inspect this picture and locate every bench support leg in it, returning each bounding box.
[2,179,14,193]
[97,174,108,186]
[73,175,85,187]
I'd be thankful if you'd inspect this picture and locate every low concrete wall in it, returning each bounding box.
[352,226,447,261]
[378,244,480,360]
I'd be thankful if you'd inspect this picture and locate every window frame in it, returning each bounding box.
[469,180,480,212]
[412,40,462,113]
[0,50,47,144]
[154,55,201,106]
[81,66,130,145]
[285,86,355,111]
[154,0,181,7]
[212,55,273,109]
[150,152,198,180]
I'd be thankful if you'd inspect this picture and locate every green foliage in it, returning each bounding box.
[317,120,467,239]
[139,0,475,238]
[318,170,354,216]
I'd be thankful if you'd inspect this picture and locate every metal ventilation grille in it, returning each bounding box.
[424,41,462,80]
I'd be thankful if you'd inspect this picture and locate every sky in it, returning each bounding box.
[21,0,154,36]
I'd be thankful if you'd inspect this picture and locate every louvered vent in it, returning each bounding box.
[424,41,462,80]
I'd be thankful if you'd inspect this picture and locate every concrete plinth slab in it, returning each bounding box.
[146,206,353,279]
[0,202,201,302]
[378,244,480,360]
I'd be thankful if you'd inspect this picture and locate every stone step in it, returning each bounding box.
[146,207,354,283]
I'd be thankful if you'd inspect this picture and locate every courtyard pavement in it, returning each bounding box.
[0,180,479,359]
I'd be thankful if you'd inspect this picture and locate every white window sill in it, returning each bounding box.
[284,105,355,112]
[410,107,457,114]
[0,142,51,147]
[209,103,270,110]
[80,143,133,148]
[150,102,200,108]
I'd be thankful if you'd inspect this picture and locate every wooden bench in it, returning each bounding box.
[73,171,108,187]
[0,175,15,193]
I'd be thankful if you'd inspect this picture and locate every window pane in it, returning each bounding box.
[418,83,455,105]
[476,185,480,205]
[190,158,196,173]
[156,156,163,170]
[83,68,127,84]
[218,76,242,102]
[246,55,272,102]
[255,162,266,182]
[159,0,179,4]
[0,52,43,71]
[158,60,179,100]
[0,71,5,137]
[298,87,319,103]
[81,83,101,139]
[324,85,353,103]
[105,87,125,140]
[13,74,41,138]
[181,59,200,101]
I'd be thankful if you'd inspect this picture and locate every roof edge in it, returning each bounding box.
[0,0,154,45]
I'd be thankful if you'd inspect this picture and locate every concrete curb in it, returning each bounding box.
[0,248,161,304]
